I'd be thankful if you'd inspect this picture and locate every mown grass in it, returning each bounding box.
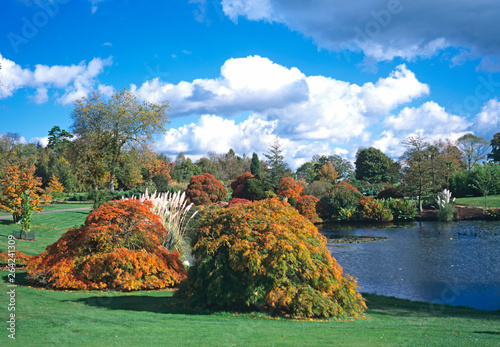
[0,210,88,255]
[455,195,500,208]
[1,209,499,346]
[1,274,498,346]
[0,203,92,217]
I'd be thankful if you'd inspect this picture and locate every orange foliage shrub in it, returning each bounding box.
[277,177,303,199]
[27,199,186,291]
[176,198,366,319]
[186,173,227,205]
[230,172,254,198]
[0,250,33,266]
[358,197,393,222]
[295,195,322,223]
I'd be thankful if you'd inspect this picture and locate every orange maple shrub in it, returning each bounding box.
[230,172,254,198]
[176,198,366,319]
[0,163,51,222]
[295,195,322,223]
[27,199,186,291]
[0,250,33,266]
[277,177,303,199]
[186,173,227,205]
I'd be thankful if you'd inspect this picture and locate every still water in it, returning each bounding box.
[320,221,500,311]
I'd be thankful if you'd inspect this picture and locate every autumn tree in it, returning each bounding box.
[457,134,489,170]
[186,173,227,205]
[47,173,65,200]
[71,89,169,191]
[317,162,338,185]
[0,163,51,222]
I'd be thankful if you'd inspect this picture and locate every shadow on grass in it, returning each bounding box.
[363,293,500,320]
[70,295,210,316]
[0,219,14,226]
[1,272,30,285]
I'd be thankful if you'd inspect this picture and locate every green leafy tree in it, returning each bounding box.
[172,153,202,182]
[488,132,500,162]
[354,147,400,184]
[472,162,500,209]
[296,161,317,184]
[457,134,489,170]
[70,89,169,191]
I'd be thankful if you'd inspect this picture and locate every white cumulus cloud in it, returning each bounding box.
[0,53,112,105]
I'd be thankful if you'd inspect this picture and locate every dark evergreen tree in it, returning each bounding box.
[264,137,289,190]
[488,132,500,162]
[250,153,261,178]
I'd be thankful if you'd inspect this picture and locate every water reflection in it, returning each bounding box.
[320,221,500,311]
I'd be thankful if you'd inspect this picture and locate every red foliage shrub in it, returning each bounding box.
[295,195,322,223]
[230,172,254,198]
[186,173,227,206]
[27,199,186,291]
[227,198,251,207]
[277,177,304,199]
[176,198,366,319]
[331,182,359,193]
[0,250,33,266]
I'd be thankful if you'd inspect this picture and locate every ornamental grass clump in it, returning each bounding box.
[27,199,186,291]
[436,189,457,221]
[136,189,198,263]
[176,198,366,319]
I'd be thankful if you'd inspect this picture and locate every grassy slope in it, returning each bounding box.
[455,195,500,208]
[1,210,499,346]
[0,210,88,255]
[0,203,92,217]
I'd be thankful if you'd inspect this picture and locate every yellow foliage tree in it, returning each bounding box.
[47,174,65,200]
[0,163,51,222]
[318,163,338,185]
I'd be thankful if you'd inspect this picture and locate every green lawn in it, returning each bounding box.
[1,209,499,346]
[455,195,500,208]
[0,210,89,255]
[0,203,92,217]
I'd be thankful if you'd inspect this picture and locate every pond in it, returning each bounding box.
[320,220,500,311]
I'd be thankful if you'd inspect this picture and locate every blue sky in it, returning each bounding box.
[1,0,500,168]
